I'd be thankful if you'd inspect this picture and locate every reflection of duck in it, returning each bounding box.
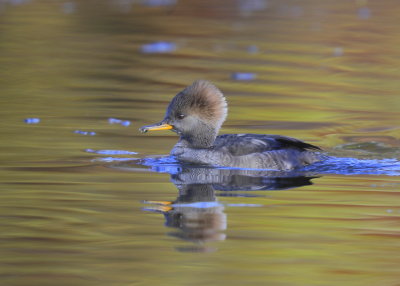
[169,166,317,192]
[141,166,318,252]
[140,80,323,170]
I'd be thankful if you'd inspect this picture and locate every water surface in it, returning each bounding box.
[1,0,400,285]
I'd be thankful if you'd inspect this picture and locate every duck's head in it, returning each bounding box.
[140,80,228,148]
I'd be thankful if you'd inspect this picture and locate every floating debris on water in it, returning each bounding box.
[140,0,177,6]
[85,149,138,155]
[140,41,177,54]
[238,0,268,15]
[247,45,259,54]
[333,47,344,57]
[74,130,96,136]
[108,117,131,126]
[62,2,76,14]
[231,72,256,81]
[358,7,371,19]
[24,118,40,124]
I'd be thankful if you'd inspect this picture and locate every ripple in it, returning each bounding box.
[304,157,400,176]
[140,155,400,176]
[85,149,138,155]
[94,157,138,162]
[86,149,139,162]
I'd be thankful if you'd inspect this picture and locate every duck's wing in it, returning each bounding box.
[214,134,321,156]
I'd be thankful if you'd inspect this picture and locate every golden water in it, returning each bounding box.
[1,1,400,285]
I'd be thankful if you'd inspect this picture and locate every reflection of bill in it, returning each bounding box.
[165,202,227,243]
[142,166,318,252]
[144,183,227,252]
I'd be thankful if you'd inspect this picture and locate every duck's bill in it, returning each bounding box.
[139,123,173,133]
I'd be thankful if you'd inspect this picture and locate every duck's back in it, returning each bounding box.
[212,134,322,169]
[214,134,320,155]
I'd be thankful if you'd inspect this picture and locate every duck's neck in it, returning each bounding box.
[180,124,218,149]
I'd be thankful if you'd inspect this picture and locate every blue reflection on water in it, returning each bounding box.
[86,149,139,162]
[24,118,40,124]
[231,72,256,81]
[140,156,182,174]
[358,7,371,19]
[141,155,400,176]
[108,117,131,126]
[74,130,96,136]
[141,0,177,7]
[86,149,138,155]
[140,42,177,54]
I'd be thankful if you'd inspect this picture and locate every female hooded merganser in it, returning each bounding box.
[140,80,323,170]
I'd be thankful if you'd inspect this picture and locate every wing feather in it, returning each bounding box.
[214,134,321,156]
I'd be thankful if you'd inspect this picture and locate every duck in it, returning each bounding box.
[139,80,323,170]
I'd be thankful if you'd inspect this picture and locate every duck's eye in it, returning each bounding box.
[177,113,185,120]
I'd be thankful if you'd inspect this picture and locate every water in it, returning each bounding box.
[1,0,400,285]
